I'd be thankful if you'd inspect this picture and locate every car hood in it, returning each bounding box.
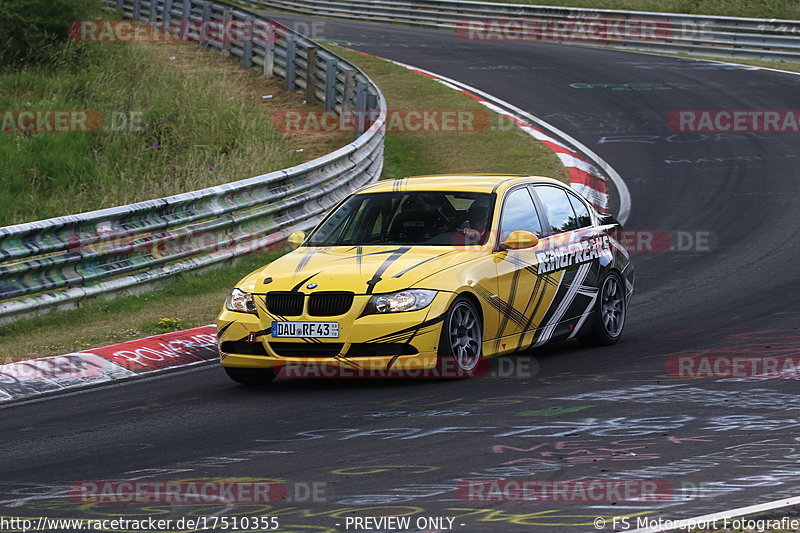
[238,245,482,294]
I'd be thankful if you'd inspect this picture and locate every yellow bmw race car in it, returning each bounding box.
[216,175,634,384]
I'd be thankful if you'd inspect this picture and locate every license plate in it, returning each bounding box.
[271,321,339,338]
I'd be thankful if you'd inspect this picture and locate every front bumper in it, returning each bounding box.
[216,292,452,374]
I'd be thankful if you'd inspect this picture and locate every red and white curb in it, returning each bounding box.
[378,57,631,224]
[0,326,217,403]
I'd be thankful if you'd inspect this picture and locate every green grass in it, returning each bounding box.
[478,0,799,19]
[0,40,349,227]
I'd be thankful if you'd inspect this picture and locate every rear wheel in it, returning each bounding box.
[437,296,483,377]
[579,270,626,346]
[224,367,276,386]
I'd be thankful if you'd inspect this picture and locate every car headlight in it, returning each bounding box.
[365,289,437,314]
[226,288,257,314]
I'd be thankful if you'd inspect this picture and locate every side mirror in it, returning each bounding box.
[502,230,539,250]
[287,231,306,249]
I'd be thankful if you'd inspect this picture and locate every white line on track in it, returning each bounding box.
[630,496,800,532]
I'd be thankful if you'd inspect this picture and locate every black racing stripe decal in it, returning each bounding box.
[365,246,411,294]
[356,245,363,274]
[254,296,281,321]
[501,268,523,335]
[502,253,537,271]
[291,272,320,292]
[293,249,316,276]
[516,274,551,351]
[334,354,367,370]
[366,322,441,345]
[217,321,234,337]
[333,249,403,261]
[530,269,578,346]
[391,251,453,278]
[474,284,528,330]
[364,313,446,343]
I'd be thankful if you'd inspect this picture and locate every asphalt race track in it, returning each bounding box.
[3,14,800,533]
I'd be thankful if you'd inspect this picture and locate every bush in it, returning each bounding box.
[0,0,101,66]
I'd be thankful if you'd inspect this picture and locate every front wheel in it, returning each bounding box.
[224,367,276,386]
[579,270,627,346]
[437,296,483,377]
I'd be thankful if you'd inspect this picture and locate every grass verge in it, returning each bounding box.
[0,40,350,226]
[0,45,568,360]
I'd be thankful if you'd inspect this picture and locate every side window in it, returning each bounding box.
[533,186,579,234]
[499,188,543,241]
[567,192,592,228]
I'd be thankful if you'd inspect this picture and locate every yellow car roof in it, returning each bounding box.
[357,174,565,194]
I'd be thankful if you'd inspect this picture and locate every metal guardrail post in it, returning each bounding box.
[264,38,275,78]
[222,7,232,56]
[324,58,337,111]
[116,0,124,11]
[164,0,172,23]
[200,1,212,48]
[242,16,254,68]
[149,0,158,21]
[354,81,368,137]
[342,69,355,111]
[305,47,318,103]
[182,0,190,21]
[285,36,297,91]
[132,0,141,20]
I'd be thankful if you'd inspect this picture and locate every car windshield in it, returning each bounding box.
[306,191,495,246]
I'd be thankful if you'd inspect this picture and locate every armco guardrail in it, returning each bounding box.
[0,0,386,323]
[251,0,800,62]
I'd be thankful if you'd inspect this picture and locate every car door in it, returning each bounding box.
[529,185,610,345]
[491,186,559,355]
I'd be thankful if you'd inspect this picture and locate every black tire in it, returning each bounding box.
[436,295,483,378]
[224,367,276,386]
[579,270,626,346]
